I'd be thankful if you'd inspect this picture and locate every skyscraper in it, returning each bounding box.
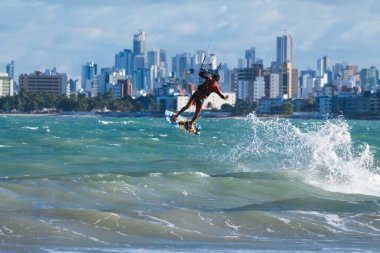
[131,30,147,95]
[81,62,97,93]
[147,48,160,69]
[115,49,133,75]
[276,33,293,98]
[159,49,168,78]
[316,56,330,77]
[245,47,256,67]
[133,30,146,55]
[172,53,191,79]
[276,34,292,65]
[195,50,207,66]
[360,66,378,88]
[231,63,263,101]
[6,61,14,80]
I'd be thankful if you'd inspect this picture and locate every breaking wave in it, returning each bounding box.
[230,113,380,197]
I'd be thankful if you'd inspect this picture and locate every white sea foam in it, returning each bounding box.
[98,120,135,125]
[0,145,11,148]
[225,219,241,231]
[192,172,210,178]
[108,143,121,146]
[137,212,176,228]
[122,120,135,124]
[149,173,162,177]
[181,190,188,196]
[198,212,214,226]
[300,121,380,197]
[98,120,113,125]
[238,113,380,197]
[171,171,210,178]
[22,126,39,130]
[276,217,291,224]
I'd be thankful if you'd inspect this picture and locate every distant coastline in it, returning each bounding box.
[0,111,236,118]
[1,111,379,120]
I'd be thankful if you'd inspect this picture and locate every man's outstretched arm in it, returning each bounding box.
[199,69,208,79]
[215,91,229,100]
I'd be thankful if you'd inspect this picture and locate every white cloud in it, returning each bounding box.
[340,18,380,44]
[171,23,198,35]
[1,0,380,77]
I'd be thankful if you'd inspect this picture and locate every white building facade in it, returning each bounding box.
[176,92,236,112]
[0,73,14,97]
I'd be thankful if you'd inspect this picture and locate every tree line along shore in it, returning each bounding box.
[2,89,379,119]
[0,89,258,117]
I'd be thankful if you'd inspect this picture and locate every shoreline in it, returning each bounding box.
[1,112,379,120]
[0,112,246,119]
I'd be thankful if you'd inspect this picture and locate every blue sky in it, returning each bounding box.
[1,0,380,78]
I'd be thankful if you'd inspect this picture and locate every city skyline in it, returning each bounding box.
[1,0,380,78]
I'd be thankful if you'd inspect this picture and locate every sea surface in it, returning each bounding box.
[0,114,379,252]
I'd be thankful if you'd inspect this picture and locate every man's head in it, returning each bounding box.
[212,73,220,82]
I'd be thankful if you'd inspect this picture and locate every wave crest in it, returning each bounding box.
[230,113,380,197]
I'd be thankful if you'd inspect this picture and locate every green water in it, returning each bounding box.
[0,115,379,252]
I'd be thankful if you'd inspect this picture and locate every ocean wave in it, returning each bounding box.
[229,113,380,197]
[222,197,380,213]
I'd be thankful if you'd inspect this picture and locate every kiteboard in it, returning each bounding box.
[165,110,201,135]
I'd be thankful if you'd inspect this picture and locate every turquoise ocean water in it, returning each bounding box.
[0,114,379,252]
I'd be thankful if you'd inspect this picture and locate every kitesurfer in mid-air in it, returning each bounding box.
[171,69,229,129]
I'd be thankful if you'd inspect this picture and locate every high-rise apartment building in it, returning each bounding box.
[218,63,232,92]
[276,34,292,65]
[115,49,133,75]
[269,73,280,98]
[343,65,358,81]
[159,49,168,78]
[195,50,207,66]
[231,63,263,101]
[316,56,330,77]
[95,68,113,95]
[19,70,69,96]
[146,48,161,94]
[253,76,265,102]
[209,54,217,70]
[275,34,293,98]
[245,47,256,67]
[131,30,147,95]
[81,62,97,93]
[147,48,160,68]
[0,73,14,97]
[113,79,132,99]
[360,66,378,88]
[172,53,191,79]
[160,50,167,65]
[5,61,16,93]
[133,30,146,55]
[281,62,293,99]
[6,61,15,80]
[292,68,299,98]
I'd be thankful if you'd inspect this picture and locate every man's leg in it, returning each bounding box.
[190,101,203,124]
[174,96,195,118]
